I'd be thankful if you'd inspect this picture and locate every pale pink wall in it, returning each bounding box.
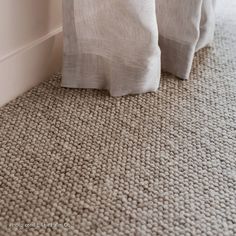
[0,0,62,56]
[0,0,63,106]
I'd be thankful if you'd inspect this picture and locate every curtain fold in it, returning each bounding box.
[62,0,216,96]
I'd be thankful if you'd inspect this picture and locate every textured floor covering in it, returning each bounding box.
[0,2,236,236]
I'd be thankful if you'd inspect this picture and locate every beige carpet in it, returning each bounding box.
[0,2,236,236]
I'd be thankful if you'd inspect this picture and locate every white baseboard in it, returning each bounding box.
[0,26,63,107]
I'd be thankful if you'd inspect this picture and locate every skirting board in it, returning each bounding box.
[0,27,63,107]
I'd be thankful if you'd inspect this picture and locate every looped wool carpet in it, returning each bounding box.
[0,1,236,236]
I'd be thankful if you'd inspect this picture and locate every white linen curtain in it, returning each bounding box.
[62,0,216,96]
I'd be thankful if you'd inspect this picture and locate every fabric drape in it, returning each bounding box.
[62,0,216,96]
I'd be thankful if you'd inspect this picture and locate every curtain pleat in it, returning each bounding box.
[62,0,216,96]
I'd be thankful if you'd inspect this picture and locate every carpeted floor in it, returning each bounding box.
[0,2,236,236]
